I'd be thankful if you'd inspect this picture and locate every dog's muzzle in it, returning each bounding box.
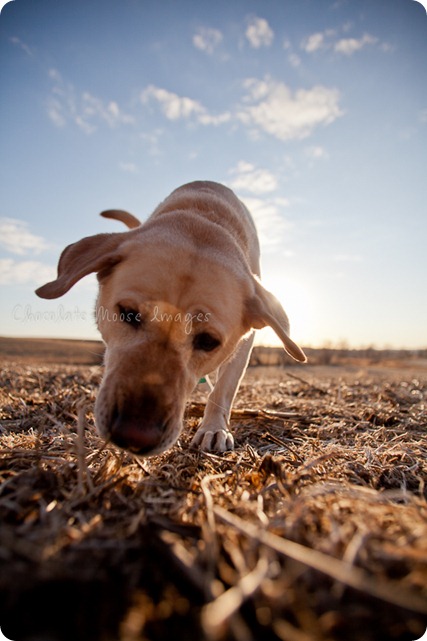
[109,392,169,455]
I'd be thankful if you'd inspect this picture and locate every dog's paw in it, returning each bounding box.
[191,428,234,452]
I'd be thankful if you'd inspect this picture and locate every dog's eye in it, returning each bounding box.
[118,305,142,329]
[193,332,221,352]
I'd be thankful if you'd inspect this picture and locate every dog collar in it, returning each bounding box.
[198,375,214,391]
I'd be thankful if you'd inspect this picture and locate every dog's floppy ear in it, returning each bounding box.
[246,279,307,363]
[35,232,126,299]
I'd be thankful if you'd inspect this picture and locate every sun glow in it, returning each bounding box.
[255,275,313,348]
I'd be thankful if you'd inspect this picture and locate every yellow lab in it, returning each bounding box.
[36,181,306,456]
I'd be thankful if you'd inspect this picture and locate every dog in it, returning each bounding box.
[36,181,306,456]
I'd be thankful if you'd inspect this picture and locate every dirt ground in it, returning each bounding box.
[0,349,426,641]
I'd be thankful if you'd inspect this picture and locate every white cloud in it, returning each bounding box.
[10,36,33,56]
[46,98,67,128]
[141,85,204,121]
[239,76,343,141]
[0,218,49,255]
[46,69,134,134]
[379,42,394,54]
[334,33,377,55]
[80,93,134,128]
[0,258,55,285]
[193,27,223,54]
[198,112,231,126]
[288,53,301,68]
[119,161,138,173]
[282,38,301,67]
[240,196,292,250]
[140,129,164,156]
[305,145,329,160]
[245,16,274,48]
[229,161,278,195]
[88,71,343,147]
[227,161,292,251]
[302,32,326,53]
[140,84,231,126]
[301,29,378,56]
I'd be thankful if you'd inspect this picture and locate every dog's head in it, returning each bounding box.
[36,213,306,456]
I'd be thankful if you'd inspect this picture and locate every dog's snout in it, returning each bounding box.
[109,393,167,454]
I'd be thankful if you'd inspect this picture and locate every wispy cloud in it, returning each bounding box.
[305,145,329,160]
[239,196,293,251]
[198,111,232,126]
[9,36,33,56]
[119,161,138,174]
[141,85,205,121]
[140,76,342,143]
[0,218,49,255]
[0,216,57,288]
[193,27,223,54]
[238,76,343,141]
[0,258,55,285]
[334,33,378,55]
[229,161,278,195]
[301,28,381,56]
[140,85,231,126]
[226,161,292,250]
[140,129,164,156]
[287,52,302,68]
[46,69,134,134]
[301,31,332,53]
[245,16,274,48]
[282,38,302,68]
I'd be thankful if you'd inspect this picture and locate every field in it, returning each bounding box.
[0,338,426,641]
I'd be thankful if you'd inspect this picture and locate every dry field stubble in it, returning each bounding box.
[0,348,426,641]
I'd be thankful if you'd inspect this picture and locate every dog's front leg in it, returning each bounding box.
[191,333,255,452]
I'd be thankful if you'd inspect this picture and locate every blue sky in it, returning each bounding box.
[0,0,426,349]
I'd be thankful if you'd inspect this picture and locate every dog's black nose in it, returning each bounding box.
[109,393,167,454]
[110,421,166,454]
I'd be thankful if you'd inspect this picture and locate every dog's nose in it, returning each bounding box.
[109,393,167,454]
[110,420,166,454]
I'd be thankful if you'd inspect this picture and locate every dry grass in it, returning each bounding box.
[1,360,426,641]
